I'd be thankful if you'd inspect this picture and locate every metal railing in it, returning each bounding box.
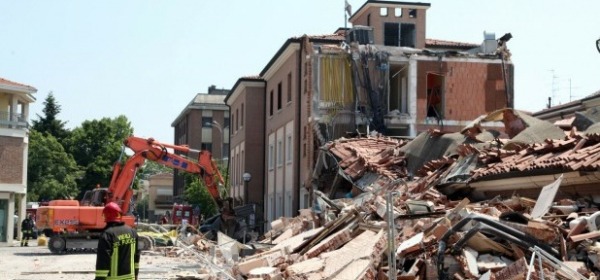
[0,111,28,129]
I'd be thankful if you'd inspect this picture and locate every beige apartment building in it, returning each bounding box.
[147,173,173,221]
[0,77,36,245]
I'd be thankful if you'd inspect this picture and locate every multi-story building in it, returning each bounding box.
[0,77,36,245]
[225,0,514,229]
[225,76,266,225]
[146,173,173,222]
[171,85,229,199]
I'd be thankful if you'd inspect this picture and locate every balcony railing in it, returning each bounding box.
[0,111,28,129]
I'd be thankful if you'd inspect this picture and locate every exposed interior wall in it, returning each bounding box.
[417,60,508,122]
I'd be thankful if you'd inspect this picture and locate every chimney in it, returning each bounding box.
[208,85,217,94]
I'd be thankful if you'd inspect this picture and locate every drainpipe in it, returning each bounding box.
[262,81,268,234]
[296,41,303,215]
[224,103,231,199]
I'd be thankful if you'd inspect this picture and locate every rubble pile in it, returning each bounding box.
[233,182,600,279]
[232,117,600,279]
[147,108,600,279]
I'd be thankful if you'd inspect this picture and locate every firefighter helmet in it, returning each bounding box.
[103,202,122,222]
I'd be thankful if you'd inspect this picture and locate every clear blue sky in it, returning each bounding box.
[2,1,599,143]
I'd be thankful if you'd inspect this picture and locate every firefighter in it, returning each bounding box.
[20,214,35,247]
[95,202,140,280]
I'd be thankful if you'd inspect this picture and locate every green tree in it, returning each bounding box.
[183,174,218,218]
[31,92,69,142]
[139,161,172,180]
[27,130,81,201]
[63,115,134,197]
[183,163,229,218]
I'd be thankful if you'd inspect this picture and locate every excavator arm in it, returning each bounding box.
[107,136,225,214]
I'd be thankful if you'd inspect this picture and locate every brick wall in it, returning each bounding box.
[417,60,510,121]
[0,136,24,183]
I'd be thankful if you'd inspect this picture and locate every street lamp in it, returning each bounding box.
[242,172,252,204]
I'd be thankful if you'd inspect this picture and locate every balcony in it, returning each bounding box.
[0,111,28,129]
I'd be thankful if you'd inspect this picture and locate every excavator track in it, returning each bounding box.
[48,233,102,254]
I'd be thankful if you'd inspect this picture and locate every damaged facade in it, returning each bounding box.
[225,0,514,230]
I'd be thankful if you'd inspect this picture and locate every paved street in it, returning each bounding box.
[0,240,205,280]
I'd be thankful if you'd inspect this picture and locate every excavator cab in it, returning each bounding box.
[80,188,109,207]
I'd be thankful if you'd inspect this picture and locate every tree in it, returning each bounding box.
[183,174,218,218]
[183,163,229,218]
[63,115,134,197]
[27,130,81,201]
[139,161,172,180]
[31,92,69,142]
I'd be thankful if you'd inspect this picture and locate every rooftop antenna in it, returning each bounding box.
[549,69,558,107]
[344,1,352,32]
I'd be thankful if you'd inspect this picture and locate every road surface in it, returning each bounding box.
[0,240,208,280]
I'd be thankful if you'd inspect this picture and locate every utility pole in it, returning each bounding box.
[569,78,573,102]
[550,70,558,107]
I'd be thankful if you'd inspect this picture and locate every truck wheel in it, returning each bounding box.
[48,236,66,254]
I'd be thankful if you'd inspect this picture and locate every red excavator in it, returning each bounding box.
[36,136,233,253]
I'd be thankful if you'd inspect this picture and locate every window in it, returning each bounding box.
[236,108,239,130]
[231,114,235,132]
[367,14,371,26]
[287,73,292,103]
[202,117,213,127]
[241,103,244,127]
[384,22,399,46]
[384,23,415,47]
[395,8,402,17]
[270,90,274,116]
[201,142,212,152]
[379,7,388,16]
[223,143,230,158]
[277,82,282,110]
[286,135,292,163]
[303,143,306,157]
[303,125,307,140]
[400,23,416,47]
[268,144,274,169]
[277,140,283,166]
[304,79,307,94]
[224,117,230,128]
[409,9,417,18]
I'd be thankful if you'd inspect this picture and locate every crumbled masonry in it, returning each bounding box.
[147,108,600,279]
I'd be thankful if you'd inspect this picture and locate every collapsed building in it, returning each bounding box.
[225,0,515,229]
[221,108,600,280]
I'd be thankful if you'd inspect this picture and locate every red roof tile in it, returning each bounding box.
[470,135,600,180]
[0,77,37,92]
[325,136,409,180]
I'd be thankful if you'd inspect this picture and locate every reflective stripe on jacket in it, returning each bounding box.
[95,222,140,280]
